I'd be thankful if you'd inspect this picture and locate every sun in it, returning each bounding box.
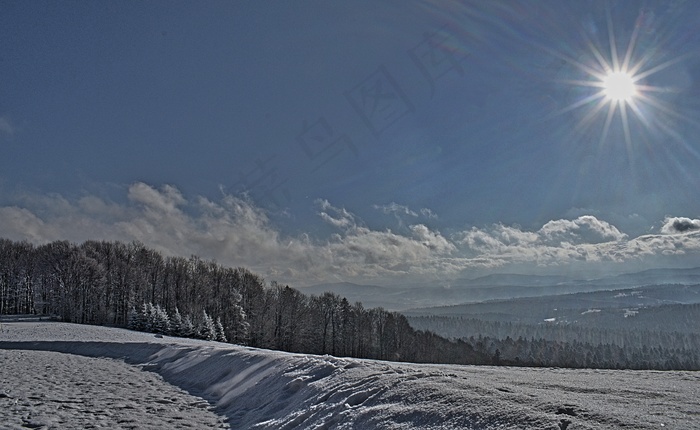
[546,7,690,151]
[601,70,637,102]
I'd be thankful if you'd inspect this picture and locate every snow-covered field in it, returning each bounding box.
[1,321,698,429]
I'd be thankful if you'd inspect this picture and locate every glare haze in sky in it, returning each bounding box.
[1,0,700,286]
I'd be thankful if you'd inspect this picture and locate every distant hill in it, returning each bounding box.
[401,284,700,325]
[452,273,572,287]
[603,267,700,287]
[302,267,700,311]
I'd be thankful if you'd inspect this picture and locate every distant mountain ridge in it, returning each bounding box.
[301,267,700,311]
[402,283,700,319]
[452,273,572,287]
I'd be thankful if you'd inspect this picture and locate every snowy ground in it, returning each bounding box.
[1,321,699,429]
[0,349,228,429]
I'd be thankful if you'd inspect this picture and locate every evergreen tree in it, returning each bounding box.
[133,302,151,332]
[215,317,227,342]
[199,310,216,341]
[143,302,156,332]
[181,314,195,338]
[127,306,142,331]
[152,304,171,334]
[170,307,184,337]
[229,300,250,345]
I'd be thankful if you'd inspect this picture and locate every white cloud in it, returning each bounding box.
[410,224,455,253]
[0,184,699,286]
[374,203,438,227]
[456,215,699,268]
[0,207,51,242]
[420,208,438,219]
[660,216,700,234]
[0,186,462,285]
[128,182,186,213]
[317,199,358,230]
[374,203,418,218]
[538,216,627,245]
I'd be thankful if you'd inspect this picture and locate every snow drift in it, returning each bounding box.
[2,321,698,429]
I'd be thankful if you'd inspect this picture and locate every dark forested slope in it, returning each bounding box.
[0,239,486,365]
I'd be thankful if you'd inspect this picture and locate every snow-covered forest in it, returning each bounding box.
[1,238,698,369]
[0,239,486,365]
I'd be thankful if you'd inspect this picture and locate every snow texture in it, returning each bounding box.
[0,350,228,429]
[2,321,699,429]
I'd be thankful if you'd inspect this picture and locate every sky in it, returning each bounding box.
[2,0,700,287]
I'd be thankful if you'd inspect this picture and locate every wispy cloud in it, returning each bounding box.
[420,208,438,219]
[318,199,359,230]
[0,183,698,286]
[373,202,438,228]
[374,202,418,218]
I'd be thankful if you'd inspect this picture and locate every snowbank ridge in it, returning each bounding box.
[2,322,699,429]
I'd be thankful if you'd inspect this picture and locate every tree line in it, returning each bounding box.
[470,334,699,370]
[0,239,486,365]
[407,312,700,351]
[409,315,700,370]
[127,302,229,342]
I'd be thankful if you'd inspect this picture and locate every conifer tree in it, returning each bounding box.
[215,316,227,342]
[170,307,184,337]
[152,304,171,334]
[229,301,250,345]
[143,302,156,332]
[132,302,151,332]
[127,307,141,331]
[181,314,195,338]
[199,310,216,341]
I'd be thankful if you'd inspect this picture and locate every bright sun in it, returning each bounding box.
[602,71,637,102]
[548,11,679,149]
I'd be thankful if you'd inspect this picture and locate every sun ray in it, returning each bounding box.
[606,7,620,72]
[620,102,640,185]
[598,100,617,147]
[633,53,693,81]
[561,79,607,89]
[585,40,613,76]
[535,39,607,83]
[574,97,609,133]
[547,91,605,120]
[634,84,675,94]
[620,102,634,158]
[621,19,641,72]
[636,93,697,124]
[626,99,650,129]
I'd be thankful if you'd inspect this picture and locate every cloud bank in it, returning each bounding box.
[1,183,699,286]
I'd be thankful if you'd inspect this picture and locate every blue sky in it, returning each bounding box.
[2,0,700,286]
